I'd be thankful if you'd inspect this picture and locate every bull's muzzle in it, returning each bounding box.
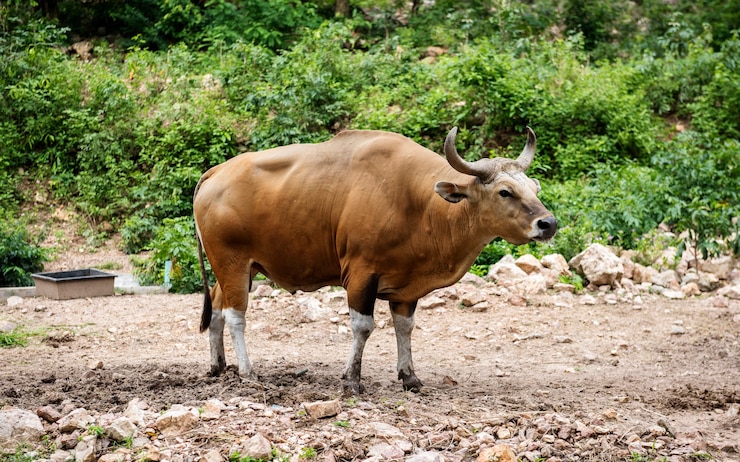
[536,216,558,241]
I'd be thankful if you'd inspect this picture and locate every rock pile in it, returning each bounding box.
[482,243,739,305]
[1,397,730,461]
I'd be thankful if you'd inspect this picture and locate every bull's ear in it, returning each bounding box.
[435,181,469,203]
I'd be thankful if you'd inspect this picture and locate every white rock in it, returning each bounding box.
[106,417,136,442]
[515,254,542,274]
[58,408,95,433]
[155,406,199,437]
[418,295,446,310]
[541,253,571,275]
[240,433,272,460]
[123,400,146,428]
[75,435,96,462]
[0,409,44,449]
[201,399,225,420]
[368,421,405,439]
[700,256,734,280]
[569,244,623,287]
[6,296,23,307]
[460,290,486,307]
[407,451,445,462]
[298,296,333,322]
[652,270,679,290]
[488,256,528,285]
[718,284,740,300]
[252,284,274,298]
[460,272,487,286]
[200,449,224,462]
[514,274,547,295]
[662,289,685,300]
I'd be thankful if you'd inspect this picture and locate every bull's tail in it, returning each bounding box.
[193,174,212,333]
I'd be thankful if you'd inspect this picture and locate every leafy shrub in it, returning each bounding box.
[133,216,213,293]
[0,223,49,287]
[653,131,740,258]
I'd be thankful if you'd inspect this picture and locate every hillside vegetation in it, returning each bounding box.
[1,0,738,290]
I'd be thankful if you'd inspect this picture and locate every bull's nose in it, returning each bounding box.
[537,216,558,239]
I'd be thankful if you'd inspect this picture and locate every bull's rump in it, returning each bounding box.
[193,130,453,294]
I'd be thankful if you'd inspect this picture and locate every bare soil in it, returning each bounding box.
[1,240,739,461]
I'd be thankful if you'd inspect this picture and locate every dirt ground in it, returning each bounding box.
[1,241,739,461]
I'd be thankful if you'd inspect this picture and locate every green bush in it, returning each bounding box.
[653,131,740,258]
[0,223,49,287]
[133,216,213,293]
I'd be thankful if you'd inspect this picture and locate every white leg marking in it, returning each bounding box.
[343,310,375,386]
[224,308,253,378]
[391,311,415,379]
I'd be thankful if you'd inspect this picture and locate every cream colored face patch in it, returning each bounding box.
[495,171,539,193]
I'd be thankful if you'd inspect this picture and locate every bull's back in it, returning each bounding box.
[194,130,452,293]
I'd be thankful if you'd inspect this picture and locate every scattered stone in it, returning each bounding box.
[418,295,446,310]
[699,256,733,280]
[717,284,740,300]
[496,427,512,439]
[569,244,623,287]
[407,451,445,462]
[515,254,543,274]
[302,400,341,419]
[670,325,686,335]
[460,272,487,286]
[123,400,147,428]
[240,433,272,461]
[369,421,405,440]
[201,399,225,421]
[6,296,23,307]
[58,408,95,433]
[681,282,700,296]
[252,284,274,298]
[541,254,571,275]
[0,409,44,449]
[75,434,96,462]
[106,417,136,442]
[461,290,487,307]
[662,289,685,300]
[488,256,528,284]
[37,405,62,423]
[155,406,198,437]
[477,444,517,462]
[298,296,333,322]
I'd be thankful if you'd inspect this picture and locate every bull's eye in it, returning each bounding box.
[499,189,512,198]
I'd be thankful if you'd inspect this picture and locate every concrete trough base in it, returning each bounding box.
[31,269,117,300]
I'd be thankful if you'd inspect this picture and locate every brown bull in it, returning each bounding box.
[193,127,556,394]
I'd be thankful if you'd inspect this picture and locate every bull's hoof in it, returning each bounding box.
[238,370,258,382]
[207,364,225,377]
[400,372,423,393]
[342,380,366,396]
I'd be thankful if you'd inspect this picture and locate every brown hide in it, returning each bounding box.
[194,129,554,312]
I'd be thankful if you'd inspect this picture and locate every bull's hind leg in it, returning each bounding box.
[217,265,256,379]
[342,275,379,395]
[207,283,227,376]
[390,301,423,392]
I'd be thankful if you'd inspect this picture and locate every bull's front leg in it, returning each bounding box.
[342,309,375,394]
[390,301,423,392]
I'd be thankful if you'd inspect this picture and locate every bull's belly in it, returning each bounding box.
[253,261,342,293]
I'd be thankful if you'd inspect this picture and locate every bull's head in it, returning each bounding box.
[434,127,557,245]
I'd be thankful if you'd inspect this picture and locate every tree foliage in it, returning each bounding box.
[1,0,738,289]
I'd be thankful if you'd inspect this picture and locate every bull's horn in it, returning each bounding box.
[516,126,536,170]
[444,127,488,179]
